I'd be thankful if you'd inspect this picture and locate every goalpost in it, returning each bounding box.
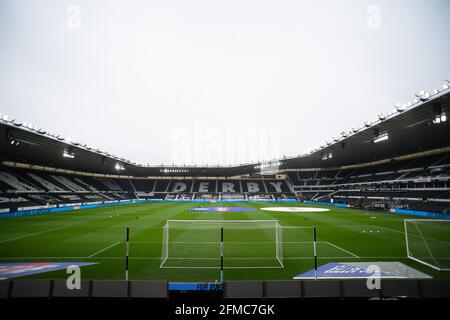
[160,220,284,269]
[404,219,450,271]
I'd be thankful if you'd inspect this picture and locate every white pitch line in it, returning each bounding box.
[0,226,70,244]
[129,241,317,244]
[372,225,404,234]
[325,241,360,258]
[88,242,121,258]
[161,266,284,269]
[0,255,420,260]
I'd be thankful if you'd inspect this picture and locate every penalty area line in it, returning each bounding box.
[0,255,412,260]
[0,226,71,244]
[325,241,360,258]
[88,242,121,258]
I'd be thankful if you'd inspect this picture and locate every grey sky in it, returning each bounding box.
[1,0,449,166]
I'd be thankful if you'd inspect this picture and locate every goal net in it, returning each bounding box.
[404,219,450,271]
[160,220,284,269]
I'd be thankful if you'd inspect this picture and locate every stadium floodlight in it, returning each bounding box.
[404,219,450,271]
[115,163,126,171]
[433,113,447,124]
[416,90,425,97]
[4,128,20,146]
[63,147,75,158]
[416,91,431,101]
[373,132,388,143]
[377,113,386,120]
[396,104,406,112]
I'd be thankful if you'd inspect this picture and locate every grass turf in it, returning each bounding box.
[0,202,449,281]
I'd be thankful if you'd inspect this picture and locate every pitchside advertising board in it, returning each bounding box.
[0,262,96,280]
[293,262,431,280]
[169,262,431,292]
[169,282,223,292]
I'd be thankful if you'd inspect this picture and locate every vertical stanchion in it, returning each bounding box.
[313,226,318,280]
[220,227,224,283]
[125,226,130,281]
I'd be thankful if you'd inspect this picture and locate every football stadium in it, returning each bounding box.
[1,86,450,298]
[1,0,450,315]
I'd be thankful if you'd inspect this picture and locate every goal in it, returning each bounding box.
[404,219,450,271]
[160,220,284,269]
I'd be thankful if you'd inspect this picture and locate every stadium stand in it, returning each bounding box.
[0,149,449,214]
[292,151,450,213]
[0,83,449,215]
[0,163,297,212]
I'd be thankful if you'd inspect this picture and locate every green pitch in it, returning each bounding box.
[0,202,448,281]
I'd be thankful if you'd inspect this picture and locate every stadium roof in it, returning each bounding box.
[1,87,449,177]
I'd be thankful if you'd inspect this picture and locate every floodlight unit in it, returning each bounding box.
[63,147,75,158]
[4,128,20,146]
[115,163,126,171]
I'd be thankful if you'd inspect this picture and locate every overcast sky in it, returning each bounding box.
[1,0,449,166]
